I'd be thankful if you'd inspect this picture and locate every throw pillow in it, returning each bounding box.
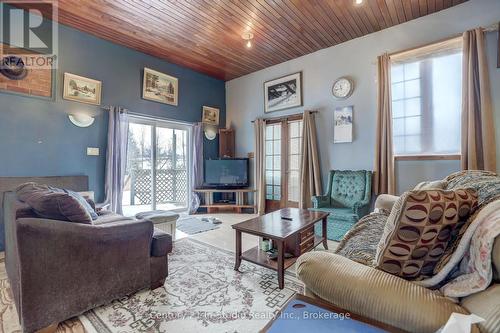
[46,186,99,220]
[64,189,98,220]
[375,188,478,279]
[413,180,448,190]
[16,182,93,224]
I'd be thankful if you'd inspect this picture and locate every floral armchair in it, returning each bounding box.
[310,170,372,241]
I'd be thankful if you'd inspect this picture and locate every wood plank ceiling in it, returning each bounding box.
[32,0,468,80]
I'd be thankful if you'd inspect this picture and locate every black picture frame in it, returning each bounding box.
[263,71,303,113]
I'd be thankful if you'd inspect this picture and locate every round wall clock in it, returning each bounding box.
[332,77,354,99]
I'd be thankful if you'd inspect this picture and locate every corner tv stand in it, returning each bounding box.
[194,188,256,214]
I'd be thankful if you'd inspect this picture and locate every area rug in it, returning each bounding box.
[79,238,303,333]
[176,216,220,235]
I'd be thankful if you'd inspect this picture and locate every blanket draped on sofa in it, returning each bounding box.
[335,170,500,298]
[335,211,386,266]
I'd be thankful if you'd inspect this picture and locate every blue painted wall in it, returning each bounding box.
[0,19,226,205]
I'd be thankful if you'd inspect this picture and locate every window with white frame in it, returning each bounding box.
[391,38,463,156]
[287,120,303,203]
[265,123,282,201]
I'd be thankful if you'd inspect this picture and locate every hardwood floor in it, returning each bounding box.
[0,213,338,333]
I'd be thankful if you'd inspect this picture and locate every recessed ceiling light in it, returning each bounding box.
[354,0,363,4]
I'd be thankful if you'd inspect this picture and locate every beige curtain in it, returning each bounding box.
[373,53,396,195]
[299,110,322,209]
[461,28,497,172]
[254,118,266,215]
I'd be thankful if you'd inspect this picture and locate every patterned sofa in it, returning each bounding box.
[297,170,500,333]
[310,170,372,241]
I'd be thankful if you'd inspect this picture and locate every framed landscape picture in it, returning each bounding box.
[142,67,178,106]
[202,106,220,125]
[63,73,102,105]
[334,106,353,143]
[264,72,302,113]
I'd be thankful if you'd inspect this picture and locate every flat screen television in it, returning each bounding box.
[203,158,249,189]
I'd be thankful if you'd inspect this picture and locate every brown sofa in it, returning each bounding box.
[297,173,500,333]
[3,191,172,333]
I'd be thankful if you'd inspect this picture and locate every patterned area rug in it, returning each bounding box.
[176,217,220,235]
[80,238,303,333]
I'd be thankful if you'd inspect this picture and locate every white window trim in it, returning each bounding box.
[390,37,463,159]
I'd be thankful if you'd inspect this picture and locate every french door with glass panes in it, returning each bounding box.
[265,118,303,212]
[122,117,191,216]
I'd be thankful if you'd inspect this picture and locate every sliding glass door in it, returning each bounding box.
[122,117,191,216]
[155,125,189,209]
[124,122,154,214]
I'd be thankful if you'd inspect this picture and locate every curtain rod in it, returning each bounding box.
[101,105,195,126]
[128,112,194,126]
[484,22,499,32]
[388,35,462,58]
[251,110,317,123]
[388,23,499,58]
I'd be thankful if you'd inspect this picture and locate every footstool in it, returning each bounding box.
[135,210,180,239]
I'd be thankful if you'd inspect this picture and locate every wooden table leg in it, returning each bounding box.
[322,217,329,250]
[277,240,284,289]
[234,230,242,271]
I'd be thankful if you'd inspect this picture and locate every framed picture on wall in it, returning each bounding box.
[264,72,302,113]
[202,106,220,125]
[142,67,178,106]
[63,73,102,105]
[334,106,353,143]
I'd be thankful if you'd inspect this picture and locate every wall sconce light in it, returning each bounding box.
[68,114,95,127]
[204,124,218,140]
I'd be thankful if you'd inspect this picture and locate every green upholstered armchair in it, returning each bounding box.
[310,170,372,241]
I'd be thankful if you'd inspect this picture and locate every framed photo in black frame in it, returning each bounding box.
[264,72,303,113]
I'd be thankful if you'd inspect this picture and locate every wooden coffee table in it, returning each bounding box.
[232,208,329,289]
